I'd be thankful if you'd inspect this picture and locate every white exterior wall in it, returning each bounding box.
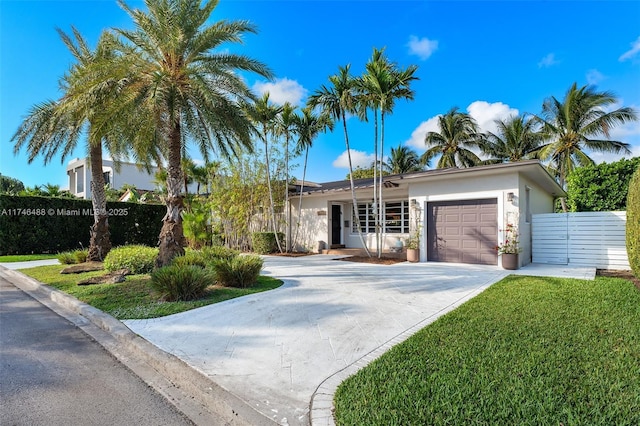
[517,175,557,266]
[291,196,329,252]
[409,173,519,264]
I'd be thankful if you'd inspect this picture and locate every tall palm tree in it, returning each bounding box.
[386,145,423,174]
[358,48,418,256]
[246,92,284,253]
[308,65,371,256]
[482,114,544,163]
[291,106,334,249]
[275,102,298,251]
[533,83,636,211]
[421,107,483,169]
[12,28,122,261]
[113,0,273,266]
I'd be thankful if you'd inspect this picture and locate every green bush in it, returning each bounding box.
[171,250,208,268]
[567,157,640,212]
[212,255,263,288]
[57,249,89,264]
[627,167,640,277]
[201,245,240,261]
[150,265,213,301]
[104,245,158,274]
[251,232,284,254]
[74,249,88,263]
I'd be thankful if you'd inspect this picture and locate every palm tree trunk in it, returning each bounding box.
[373,109,380,257]
[378,111,386,258]
[87,141,111,261]
[293,147,309,250]
[264,127,283,253]
[344,115,371,257]
[284,134,290,252]
[156,121,186,268]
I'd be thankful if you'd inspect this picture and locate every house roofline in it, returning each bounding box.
[294,160,566,198]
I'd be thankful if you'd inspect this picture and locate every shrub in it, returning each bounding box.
[73,249,88,263]
[212,255,263,288]
[201,245,239,261]
[567,157,640,212]
[627,167,640,277]
[104,245,158,274]
[251,232,284,254]
[57,249,89,264]
[150,265,213,301]
[57,251,76,264]
[171,250,208,268]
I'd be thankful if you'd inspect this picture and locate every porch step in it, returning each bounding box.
[330,244,346,249]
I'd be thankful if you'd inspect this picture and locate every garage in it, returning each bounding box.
[427,199,498,265]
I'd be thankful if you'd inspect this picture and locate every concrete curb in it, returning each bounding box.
[0,266,276,426]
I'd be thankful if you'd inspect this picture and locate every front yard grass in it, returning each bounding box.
[19,264,282,320]
[0,254,58,262]
[334,275,640,425]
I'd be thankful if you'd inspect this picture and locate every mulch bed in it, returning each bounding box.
[338,256,406,265]
[597,269,640,291]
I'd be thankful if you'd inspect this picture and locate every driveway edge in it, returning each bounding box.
[0,266,276,426]
[309,272,507,426]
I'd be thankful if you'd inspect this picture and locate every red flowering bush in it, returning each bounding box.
[496,223,521,254]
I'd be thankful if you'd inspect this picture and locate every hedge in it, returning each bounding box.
[0,195,165,255]
[251,232,284,254]
[627,167,640,277]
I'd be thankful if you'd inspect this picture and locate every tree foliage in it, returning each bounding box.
[0,175,25,194]
[566,157,640,212]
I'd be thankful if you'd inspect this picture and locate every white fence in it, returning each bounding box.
[532,211,629,270]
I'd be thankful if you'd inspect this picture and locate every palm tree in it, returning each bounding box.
[291,107,334,249]
[308,65,371,256]
[113,0,273,266]
[358,48,418,256]
[275,102,298,251]
[246,92,284,253]
[386,145,423,174]
[482,114,544,163]
[421,107,483,168]
[533,83,636,211]
[12,28,121,261]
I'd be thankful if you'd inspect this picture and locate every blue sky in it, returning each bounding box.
[2,0,640,189]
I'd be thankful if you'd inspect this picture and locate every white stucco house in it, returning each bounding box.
[66,158,160,200]
[289,160,565,269]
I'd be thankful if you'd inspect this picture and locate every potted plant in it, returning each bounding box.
[496,223,521,270]
[405,229,421,263]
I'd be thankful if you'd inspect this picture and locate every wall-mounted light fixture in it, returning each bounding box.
[507,192,515,202]
[411,199,417,207]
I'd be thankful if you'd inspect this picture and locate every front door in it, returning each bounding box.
[331,205,341,245]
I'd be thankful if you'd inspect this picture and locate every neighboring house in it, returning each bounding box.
[290,160,565,268]
[67,158,159,200]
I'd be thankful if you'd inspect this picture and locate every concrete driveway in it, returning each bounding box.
[124,256,510,425]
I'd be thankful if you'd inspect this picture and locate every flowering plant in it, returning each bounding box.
[495,223,521,254]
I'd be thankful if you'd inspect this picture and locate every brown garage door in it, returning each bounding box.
[427,199,498,265]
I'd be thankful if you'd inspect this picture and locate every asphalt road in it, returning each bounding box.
[0,276,194,426]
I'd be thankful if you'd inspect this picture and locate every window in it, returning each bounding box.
[352,200,409,233]
[103,172,111,187]
[76,166,84,193]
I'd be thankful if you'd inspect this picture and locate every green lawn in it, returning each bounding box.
[0,254,58,262]
[19,264,282,320]
[334,275,640,426]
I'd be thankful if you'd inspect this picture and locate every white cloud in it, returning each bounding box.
[405,116,442,150]
[332,150,375,170]
[252,78,308,106]
[538,53,559,68]
[586,69,606,85]
[407,35,438,60]
[404,101,519,150]
[466,101,519,134]
[619,36,640,61]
